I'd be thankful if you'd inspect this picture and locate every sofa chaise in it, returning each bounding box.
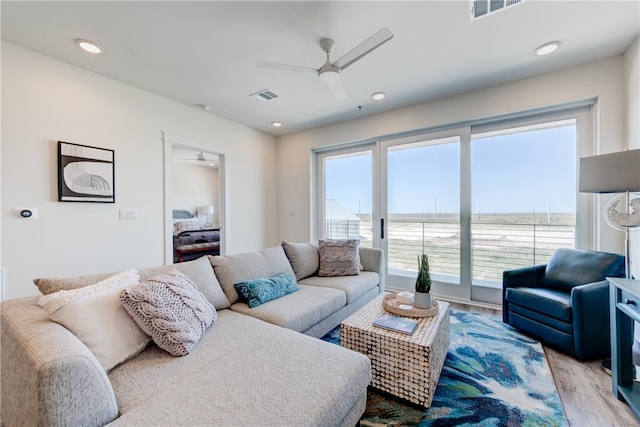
[1,241,384,426]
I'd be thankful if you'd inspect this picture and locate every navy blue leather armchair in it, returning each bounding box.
[502,248,625,360]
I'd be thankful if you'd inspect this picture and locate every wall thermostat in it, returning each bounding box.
[15,208,38,219]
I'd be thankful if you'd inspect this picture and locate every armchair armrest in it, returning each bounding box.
[571,280,610,359]
[502,264,546,288]
[502,264,546,323]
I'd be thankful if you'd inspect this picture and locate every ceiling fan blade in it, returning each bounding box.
[327,79,347,101]
[333,27,394,71]
[256,60,317,74]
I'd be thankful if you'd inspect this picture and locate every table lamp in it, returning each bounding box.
[579,149,640,279]
[199,205,215,228]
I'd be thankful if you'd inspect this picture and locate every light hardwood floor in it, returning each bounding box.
[451,302,638,427]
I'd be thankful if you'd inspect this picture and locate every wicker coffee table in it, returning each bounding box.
[340,292,450,408]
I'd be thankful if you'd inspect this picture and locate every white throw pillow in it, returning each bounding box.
[38,268,151,371]
[175,218,200,234]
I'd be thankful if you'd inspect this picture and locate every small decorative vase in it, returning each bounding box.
[414,291,431,309]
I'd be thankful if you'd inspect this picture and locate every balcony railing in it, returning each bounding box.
[327,215,575,283]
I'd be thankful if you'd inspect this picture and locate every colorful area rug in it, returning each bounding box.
[321,309,568,427]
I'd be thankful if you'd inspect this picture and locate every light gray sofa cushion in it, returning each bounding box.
[33,256,230,311]
[107,310,371,427]
[281,240,319,280]
[209,247,295,304]
[229,285,346,332]
[298,271,380,304]
[139,257,230,310]
[34,272,115,295]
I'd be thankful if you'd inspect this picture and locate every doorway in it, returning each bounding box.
[163,133,226,264]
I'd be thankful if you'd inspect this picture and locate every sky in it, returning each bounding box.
[325,124,577,215]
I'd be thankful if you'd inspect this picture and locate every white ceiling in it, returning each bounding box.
[2,1,639,137]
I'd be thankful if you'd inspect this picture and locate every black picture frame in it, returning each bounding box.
[58,141,115,203]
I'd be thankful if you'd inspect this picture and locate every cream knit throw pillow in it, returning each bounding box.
[120,269,216,356]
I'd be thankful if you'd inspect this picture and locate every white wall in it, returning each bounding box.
[172,162,220,227]
[624,36,640,279]
[1,42,277,299]
[276,55,628,256]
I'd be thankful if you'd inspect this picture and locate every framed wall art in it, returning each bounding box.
[58,141,115,203]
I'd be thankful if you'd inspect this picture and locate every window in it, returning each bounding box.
[471,120,577,285]
[314,105,592,304]
[317,147,373,247]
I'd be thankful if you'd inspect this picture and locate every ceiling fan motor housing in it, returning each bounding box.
[318,64,340,83]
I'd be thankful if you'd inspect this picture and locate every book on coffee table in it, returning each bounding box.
[372,313,418,335]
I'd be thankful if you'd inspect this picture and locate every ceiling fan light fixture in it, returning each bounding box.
[75,39,103,54]
[372,92,386,101]
[535,41,561,56]
[318,69,340,84]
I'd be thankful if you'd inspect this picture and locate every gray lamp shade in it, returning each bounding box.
[578,149,640,193]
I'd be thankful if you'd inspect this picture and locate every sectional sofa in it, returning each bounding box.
[1,241,385,426]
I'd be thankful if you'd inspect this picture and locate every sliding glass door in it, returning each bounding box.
[380,129,470,300]
[314,105,591,304]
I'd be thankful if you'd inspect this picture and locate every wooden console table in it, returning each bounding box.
[609,277,640,419]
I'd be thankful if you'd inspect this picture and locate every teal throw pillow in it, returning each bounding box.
[234,273,300,308]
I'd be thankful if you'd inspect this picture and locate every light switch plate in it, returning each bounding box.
[119,209,137,220]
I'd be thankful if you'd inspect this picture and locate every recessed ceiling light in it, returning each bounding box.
[371,92,386,101]
[75,39,103,54]
[535,41,561,56]
[271,121,283,128]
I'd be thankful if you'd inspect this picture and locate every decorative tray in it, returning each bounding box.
[383,293,439,318]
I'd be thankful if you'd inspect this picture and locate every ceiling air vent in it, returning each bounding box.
[249,89,279,101]
[471,0,525,21]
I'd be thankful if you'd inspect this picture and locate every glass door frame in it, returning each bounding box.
[312,102,594,306]
[379,127,472,301]
[313,142,380,247]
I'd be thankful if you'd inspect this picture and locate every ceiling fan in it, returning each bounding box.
[257,27,393,100]
[177,152,217,165]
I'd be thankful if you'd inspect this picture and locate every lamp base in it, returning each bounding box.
[203,222,213,228]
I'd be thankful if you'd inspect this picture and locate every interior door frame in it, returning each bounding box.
[162,132,227,264]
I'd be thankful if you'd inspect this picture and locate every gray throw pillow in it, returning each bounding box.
[318,239,360,277]
[120,270,216,357]
[281,241,319,280]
